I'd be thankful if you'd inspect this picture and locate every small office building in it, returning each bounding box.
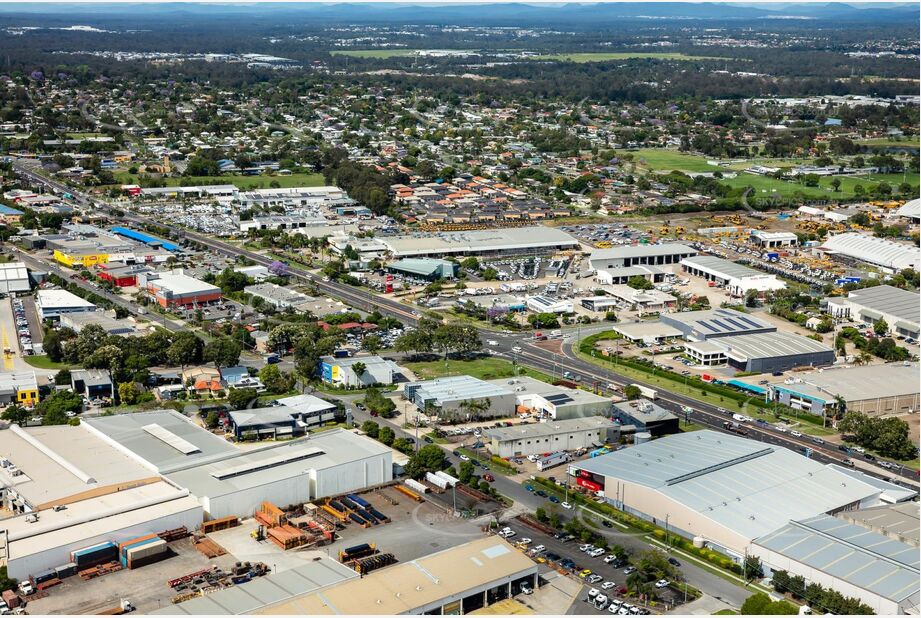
[485,416,616,458]
[318,355,401,389]
[750,230,798,248]
[229,406,303,441]
[0,371,39,406]
[244,282,312,310]
[490,376,613,420]
[404,375,516,420]
[36,289,97,321]
[142,270,222,308]
[71,369,115,399]
[611,400,679,436]
[276,393,339,427]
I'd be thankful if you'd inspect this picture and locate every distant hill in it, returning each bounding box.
[0,1,916,25]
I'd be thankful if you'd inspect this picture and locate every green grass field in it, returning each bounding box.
[722,172,919,200]
[113,172,326,190]
[24,356,78,370]
[405,357,553,383]
[539,52,729,63]
[855,135,919,147]
[630,148,720,173]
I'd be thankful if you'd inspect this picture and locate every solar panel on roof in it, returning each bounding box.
[545,394,574,405]
[142,423,201,455]
[698,321,720,332]
[710,319,732,331]
[734,315,762,328]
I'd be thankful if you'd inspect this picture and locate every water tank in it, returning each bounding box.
[693,536,706,548]
[634,432,652,445]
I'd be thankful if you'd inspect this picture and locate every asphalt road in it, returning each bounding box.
[13,159,918,486]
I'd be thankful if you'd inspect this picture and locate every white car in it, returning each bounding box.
[604,554,618,564]
[587,588,600,600]
[601,581,616,590]
[852,446,866,453]
[579,544,594,552]
[589,548,606,558]
[608,602,623,614]
[531,544,546,554]
[561,501,574,510]
[512,346,522,353]
[655,579,670,589]
[774,425,787,433]
[459,454,470,461]
[790,431,803,438]
[519,584,533,595]
[518,538,532,545]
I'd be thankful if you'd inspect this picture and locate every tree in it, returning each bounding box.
[54,368,72,386]
[627,276,653,290]
[168,331,203,372]
[1,404,29,424]
[361,420,380,439]
[204,337,242,369]
[624,385,642,400]
[350,361,367,385]
[873,318,888,336]
[362,334,382,354]
[228,387,258,410]
[528,312,560,329]
[406,444,447,478]
[205,411,220,429]
[118,382,142,405]
[259,364,291,394]
[743,554,763,581]
[85,344,125,403]
[394,328,433,356]
[830,178,841,192]
[458,460,475,484]
[36,390,83,424]
[741,592,797,615]
[377,426,395,446]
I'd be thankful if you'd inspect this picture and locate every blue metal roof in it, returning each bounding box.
[727,379,766,395]
[112,226,180,252]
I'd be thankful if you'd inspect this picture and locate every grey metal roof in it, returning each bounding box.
[828,464,919,504]
[755,514,919,603]
[591,243,696,261]
[713,331,834,360]
[229,406,298,427]
[612,400,677,423]
[574,431,880,540]
[150,556,357,615]
[381,226,579,257]
[680,255,765,280]
[84,410,237,472]
[763,363,920,404]
[661,308,775,336]
[485,376,610,406]
[845,285,920,325]
[409,375,514,404]
[839,503,920,547]
[165,429,391,499]
[485,416,613,442]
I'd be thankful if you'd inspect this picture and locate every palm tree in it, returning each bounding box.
[350,362,367,388]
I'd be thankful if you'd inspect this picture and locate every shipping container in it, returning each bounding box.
[33,569,58,584]
[54,563,77,579]
[425,472,449,490]
[118,533,158,553]
[346,494,370,508]
[405,479,428,494]
[71,542,117,569]
[339,543,376,562]
[2,590,20,609]
[434,471,459,486]
[120,536,163,566]
[125,539,168,566]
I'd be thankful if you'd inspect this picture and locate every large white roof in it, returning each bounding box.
[36,288,96,310]
[820,233,918,271]
[575,431,880,541]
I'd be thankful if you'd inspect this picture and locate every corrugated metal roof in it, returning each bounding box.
[574,431,880,540]
[845,285,920,325]
[755,514,919,603]
[820,233,918,271]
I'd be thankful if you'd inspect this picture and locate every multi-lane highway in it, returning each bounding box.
[11,159,918,487]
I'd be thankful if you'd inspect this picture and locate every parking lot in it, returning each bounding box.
[497,519,692,615]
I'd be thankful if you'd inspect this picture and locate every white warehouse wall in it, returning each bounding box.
[8,500,203,580]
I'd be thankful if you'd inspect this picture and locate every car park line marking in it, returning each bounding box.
[579,505,628,529]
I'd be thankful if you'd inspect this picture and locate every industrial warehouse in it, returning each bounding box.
[0,410,395,581]
[484,416,616,458]
[824,284,920,339]
[679,255,786,296]
[747,363,920,416]
[378,226,580,258]
[571,431,905,563]
[684,331,836,373]
[818,232,919,272]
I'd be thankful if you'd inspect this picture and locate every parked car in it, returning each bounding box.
[655,579,670,589]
